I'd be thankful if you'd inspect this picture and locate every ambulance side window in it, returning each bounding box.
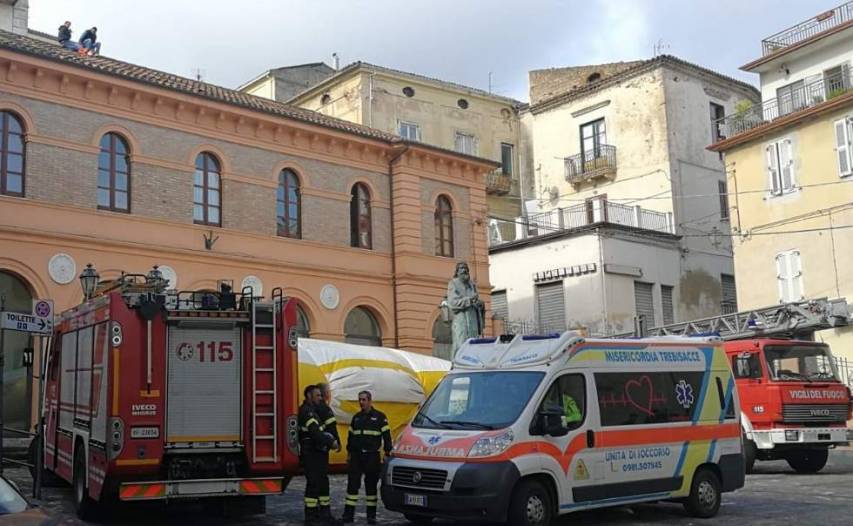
[537,374,586,431]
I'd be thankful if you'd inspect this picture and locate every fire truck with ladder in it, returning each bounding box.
[621,297,853,474]
[35,266,302,518]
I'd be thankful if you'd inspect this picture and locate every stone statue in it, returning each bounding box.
[445,261,484,355]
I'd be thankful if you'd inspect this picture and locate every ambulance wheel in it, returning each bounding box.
[73,444,96,520]
[743,437,757,474]
[508,479,552,526]
[403,513,434,524]
[684,468,721,519]
[785,449,828,473]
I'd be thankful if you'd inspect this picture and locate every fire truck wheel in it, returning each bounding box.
[785,449,829,473]
[73,444,96,520]
[743,437,757,474]
[684,468,721,519]
[507,479,552,526]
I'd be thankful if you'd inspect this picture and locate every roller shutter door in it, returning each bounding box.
[634,281,656,328]
[536,281,566,332]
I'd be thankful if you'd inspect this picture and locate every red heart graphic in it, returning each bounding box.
[625,375,655,417]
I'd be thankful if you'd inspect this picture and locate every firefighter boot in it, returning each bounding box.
[305,506,320,526]
[367,507,377,525]
[341,504,355,523]
[319,505,342,525]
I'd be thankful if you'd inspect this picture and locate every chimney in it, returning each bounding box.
[0,0,30,35]
[332,52,340,71]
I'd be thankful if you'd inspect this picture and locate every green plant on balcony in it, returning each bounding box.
[730,100,754,132]
[828,86,850,100]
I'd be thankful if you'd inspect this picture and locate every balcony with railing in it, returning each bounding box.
[762,2,853,56]
[713,68,853,140]
[564,145,617,186]
[486,168,514,195]
[488,198,674,247]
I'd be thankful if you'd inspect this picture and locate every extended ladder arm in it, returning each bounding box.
[616,298,850,341]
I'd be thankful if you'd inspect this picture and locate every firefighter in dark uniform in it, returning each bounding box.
[342,390,392,524]
[316,383,342,517]
[299,384,339,526]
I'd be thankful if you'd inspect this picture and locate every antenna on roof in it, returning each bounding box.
[192,68,206,82]
[488,71,493,94]
[652,39,670,57]
[332,52,340,71]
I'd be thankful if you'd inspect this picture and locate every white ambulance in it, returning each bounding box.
[381,332,744,525]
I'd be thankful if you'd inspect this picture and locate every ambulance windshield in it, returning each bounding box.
[413,371,545,430]
[764,344,839,382]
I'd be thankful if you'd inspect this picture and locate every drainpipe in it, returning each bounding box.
[388,143,410,348]
[598,229,609,335]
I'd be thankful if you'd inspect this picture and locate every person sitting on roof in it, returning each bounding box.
[57,21,80,51]
[79,27,101,56]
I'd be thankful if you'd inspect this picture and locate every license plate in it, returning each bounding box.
[404,493,426,507]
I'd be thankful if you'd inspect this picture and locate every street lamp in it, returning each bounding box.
[79,263,99,300]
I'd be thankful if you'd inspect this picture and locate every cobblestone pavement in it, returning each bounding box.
[6,449,853,525]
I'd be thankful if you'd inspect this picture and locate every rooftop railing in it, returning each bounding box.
[762,2,853,56]
[488,199,674,247]
[713,68,853,139]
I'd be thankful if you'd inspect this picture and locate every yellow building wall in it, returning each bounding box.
[297,72,365,128]
[724,104,853,360]
[243,77,275,100]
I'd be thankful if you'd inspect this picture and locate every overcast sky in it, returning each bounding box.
[30,0,841,101]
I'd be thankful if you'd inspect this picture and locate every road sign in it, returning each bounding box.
[33,299,53,319]
[0,311,52,334]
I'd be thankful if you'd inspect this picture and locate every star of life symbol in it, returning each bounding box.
[675,380,695,409]
[427,435,441,445]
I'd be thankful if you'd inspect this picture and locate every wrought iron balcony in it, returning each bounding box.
[486,169,513,195]
[713,68,853,140]
[762,2,853,56]
[564,145,617,186]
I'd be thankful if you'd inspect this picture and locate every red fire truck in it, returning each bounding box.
[36,267,302,518]
[628,298,852,474]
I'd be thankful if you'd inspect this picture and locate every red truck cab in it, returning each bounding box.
[725,339,852,473]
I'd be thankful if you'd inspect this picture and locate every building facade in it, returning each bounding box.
[490,56,760,334]
[241,62,526,244]
[0,31,494,429]
[711,2,853,361]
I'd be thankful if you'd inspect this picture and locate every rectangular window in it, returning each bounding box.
[777,80,806,116]
[834,117,852,177]
[595,371,705,426]
[661,285,674,325]
[710,102,725,142]
[454,132,477,155]
[633,281,656,328]
[535,281,565,333]
[399,121,421,141]
[538,374,586,431]
[718,180,729,220]
[500,143,514,177]
[491,290,508,320]
[824,64,850,97]
[776,250,803,303]
[765,139,796,195]
[721,274,737,313]
[580,118,606,161]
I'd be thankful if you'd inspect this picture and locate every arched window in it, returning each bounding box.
[194,152,221,226]
[350,183,372,249]
[432,316,452,360]
[0,111,25,197]
[295,304,311,339]
[277,169,301,238]
[97,133,130,212]
[434,195,454,257]
[344,307,381,346]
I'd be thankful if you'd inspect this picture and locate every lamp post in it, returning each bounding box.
[79,263,99,301]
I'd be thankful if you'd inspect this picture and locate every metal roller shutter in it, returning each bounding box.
[536,281,566,333]
[634,281,656,328]
[491,290,508,320]
[661,285,674,325]
[167,324,242,443]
